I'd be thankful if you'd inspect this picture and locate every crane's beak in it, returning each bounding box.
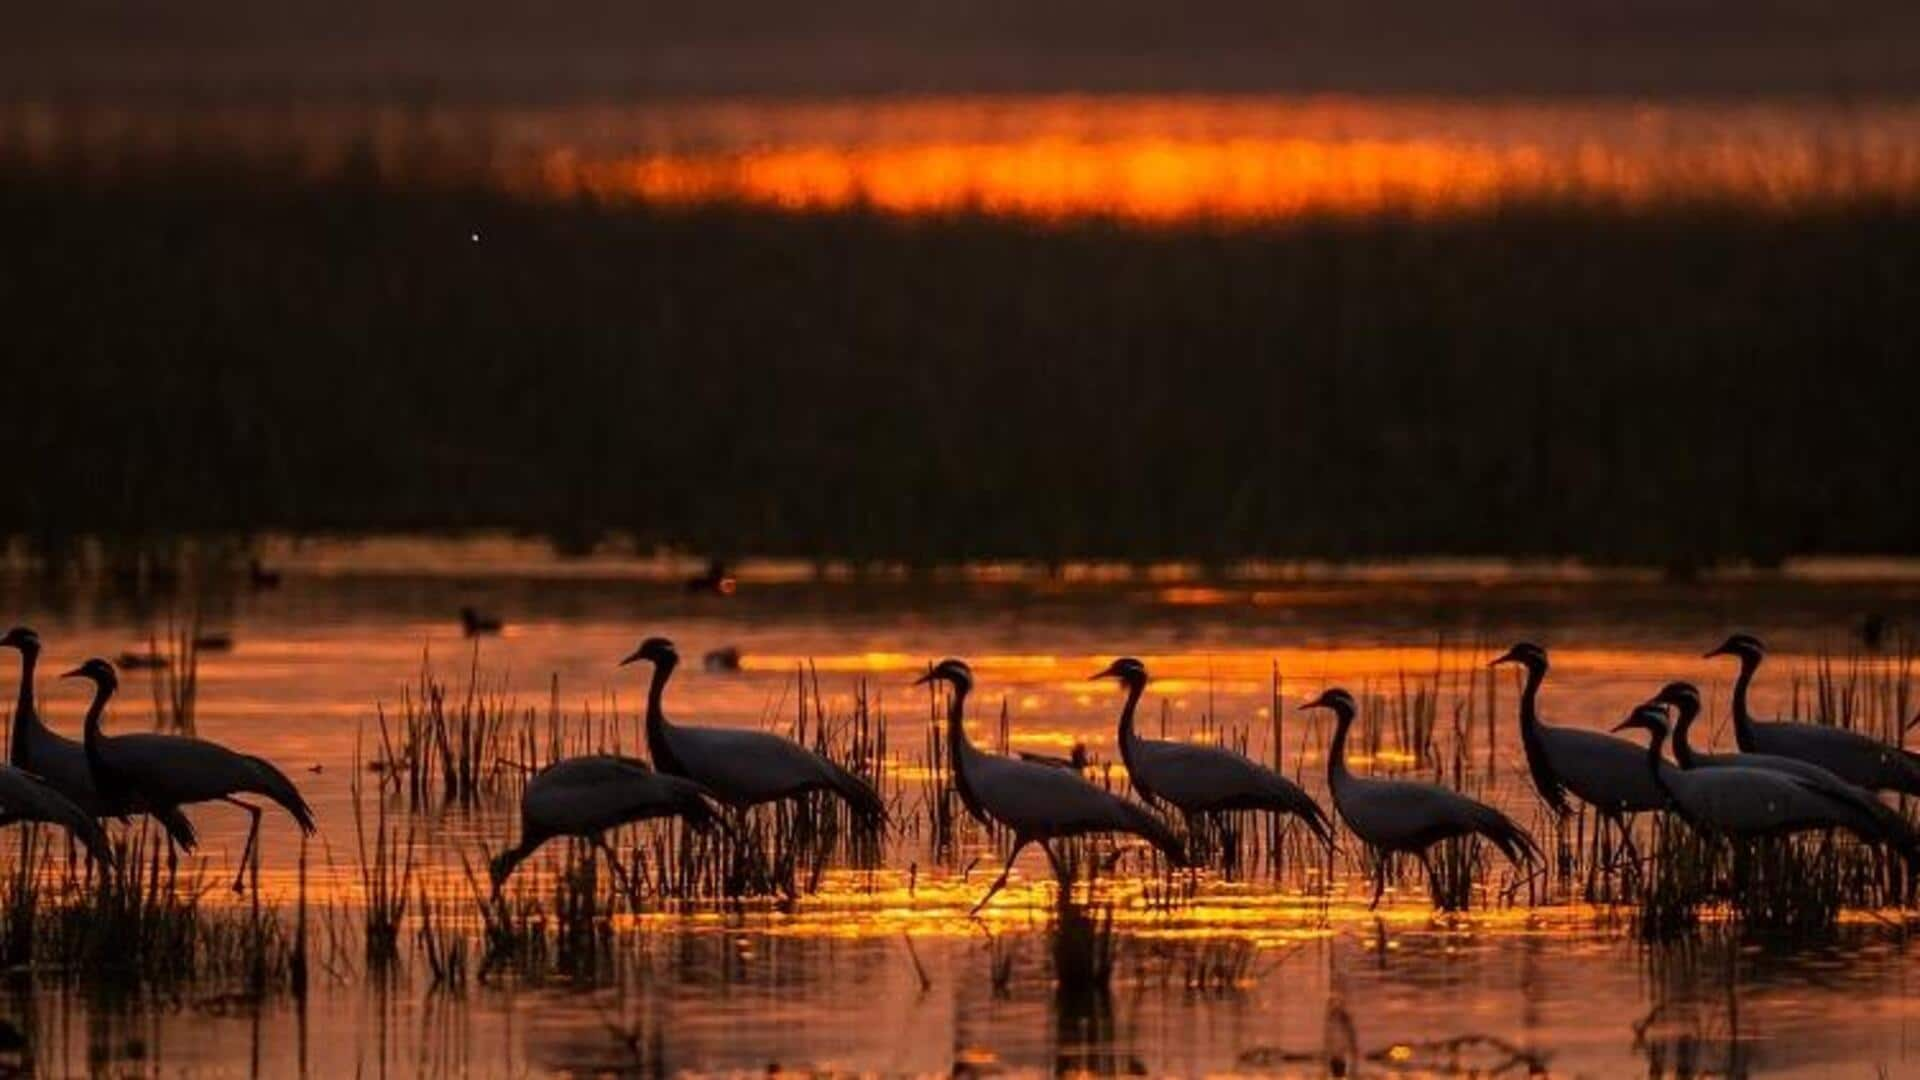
[911,671,934,687]
[59,666,85,679]
[1088,662,1121,681]
[617,647,645,667]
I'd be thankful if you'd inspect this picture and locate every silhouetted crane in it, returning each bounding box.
[489,754,723,893]
[918,658,1185,914]
[620,637,885,820]
[1646,681,1919,857]
[1707,634,1920,794]
[0,764,115,867]
[1492,642,1674,860]
[65,658,315,891]
[1302,687,1538,909]
[1613,703,1911,854]
[1,627,197,851]
[1095,657,1330,845]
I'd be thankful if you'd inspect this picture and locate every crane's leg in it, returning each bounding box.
[224,797,264,894]
[1416,852,1438,906]
[1612,814,1643,878]
[971,834,1032,917]
[1040,839,1068,882]
[1369,853,1389,911]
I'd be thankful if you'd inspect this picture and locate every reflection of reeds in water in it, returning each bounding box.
[0,823,303,998]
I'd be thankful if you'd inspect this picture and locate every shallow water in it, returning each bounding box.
[5,538,1920,1077]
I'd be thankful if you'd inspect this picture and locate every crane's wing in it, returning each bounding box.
[1749,721,1920,794]
[525,754,717,834]
[0,764,113,865]
[668,727,881,817]
[1678,767,1843,835]
[1539,727,1669,814]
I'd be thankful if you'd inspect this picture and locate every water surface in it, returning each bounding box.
[5,539,1920,1076]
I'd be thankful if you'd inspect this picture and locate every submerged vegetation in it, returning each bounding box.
[4,121,1920,567]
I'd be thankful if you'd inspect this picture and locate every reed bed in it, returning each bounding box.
[5,128,1920,568]
[2,640,1914,1030]
[0,823,305,998]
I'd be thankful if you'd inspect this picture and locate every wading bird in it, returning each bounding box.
[1302,687,1538,909]
[918,658,1185,913]
[489,755,723,893]
[620,637,885,821]
[1613,703,1911,853]
[1707,634,1920,794]
[1491,642,1673,855]
[2,626,112,815]
[1,626,197,850]
[65,658,315,891]
[0,764,115,867]
[1094,657,1330,845]
[460,607,504,637]
[1647,681,1919,857]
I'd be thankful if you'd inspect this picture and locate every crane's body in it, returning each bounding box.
[919,658,1184,913]
[67,658,314,889]
[1616,703,1917,868]
[2,627,199,850]
[1493,643,1675,819]
[1305,688,1538,908]
[1098,658,1330,845]
[622,638,885,820]
[1650,682,1918,860]
[0,761,115,866]
[4,627,113,817]
[489,754,721,889]
[1710,634,1920,795]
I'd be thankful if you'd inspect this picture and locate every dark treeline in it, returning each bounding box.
[3,154,1920,568]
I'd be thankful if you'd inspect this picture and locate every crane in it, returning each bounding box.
[1094,657,1330,845]
[1302,687,1538,909]
[917,658,1185,914]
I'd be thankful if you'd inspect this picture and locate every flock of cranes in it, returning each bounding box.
[0,626,314,885]
[5,621,1918,916]
[499,631,1920,914]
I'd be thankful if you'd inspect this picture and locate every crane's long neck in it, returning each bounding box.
[1730,656,1759,750]
[1115,677,1144,773]
[1327,710,1354,791]
[945,681,976,765]
[1517,662,1546,731]
[1515,660,1557,785]
[1670,701,1701,769]
[1644,727,1676,804]
[9,643,38,766]
[644,657,679,771]
[943,678,990,826]
[81,678,113,782]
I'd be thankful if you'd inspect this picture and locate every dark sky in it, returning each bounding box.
[8,1,1920,99]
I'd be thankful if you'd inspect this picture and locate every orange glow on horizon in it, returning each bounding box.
[529,128,1920,224]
